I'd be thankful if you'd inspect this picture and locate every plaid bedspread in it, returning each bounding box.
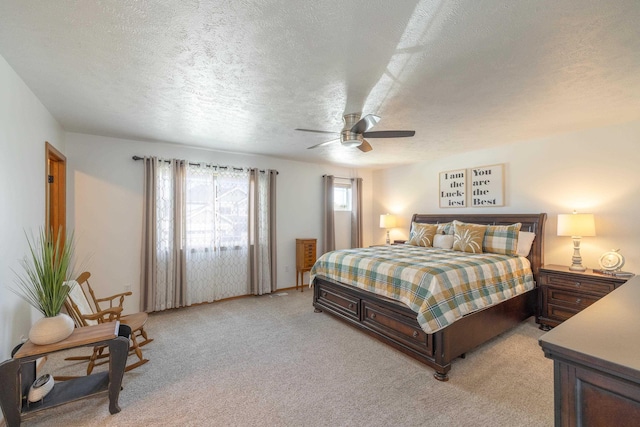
[310,245,534,333]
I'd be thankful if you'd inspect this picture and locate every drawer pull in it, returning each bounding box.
[413,331,419,338]
[370,313,376,319]
[575,282,581,287]
[348,303,354,309]
[576,298,582,304]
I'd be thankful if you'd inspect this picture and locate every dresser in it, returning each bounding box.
[537,264,629,330]
[296,238,317,292]
[539,277,640,426]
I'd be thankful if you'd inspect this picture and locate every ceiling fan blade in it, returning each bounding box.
[307,139,339,149]
[350,114,380,134]
[362,130,415,138]
[295,128,339,135]
[358,139,373,153]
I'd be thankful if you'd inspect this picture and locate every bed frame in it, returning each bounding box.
[312,213,547,381]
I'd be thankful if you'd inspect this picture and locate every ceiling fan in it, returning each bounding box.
[295,113,415,152]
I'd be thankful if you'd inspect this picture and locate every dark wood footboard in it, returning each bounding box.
[313,275,535,381]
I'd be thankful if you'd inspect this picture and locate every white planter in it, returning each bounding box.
[28,313,75,345]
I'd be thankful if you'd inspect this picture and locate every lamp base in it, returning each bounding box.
[569,237,586,272]
[385,230,390,245]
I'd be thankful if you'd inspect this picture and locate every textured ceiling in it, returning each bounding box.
[1,0,639,168]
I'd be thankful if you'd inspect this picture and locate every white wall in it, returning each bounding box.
[0,55,65,361]
[66,133,373,314]
[372,121,640,273]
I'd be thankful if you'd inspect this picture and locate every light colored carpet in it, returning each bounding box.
[24,290,554,426]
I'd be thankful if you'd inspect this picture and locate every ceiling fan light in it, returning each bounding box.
[342,138,362,147]
[340,130,362,147]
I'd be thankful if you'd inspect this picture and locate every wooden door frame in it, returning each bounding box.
[45,141,66,238]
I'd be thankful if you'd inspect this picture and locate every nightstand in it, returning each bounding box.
[537,264,630,330]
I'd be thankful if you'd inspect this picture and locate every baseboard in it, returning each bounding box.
[276,285,308,293]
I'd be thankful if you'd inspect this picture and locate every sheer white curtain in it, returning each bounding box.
[185,164,249,303]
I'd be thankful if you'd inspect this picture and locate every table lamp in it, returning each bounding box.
[379,214,397,245]
[557,211,596,271]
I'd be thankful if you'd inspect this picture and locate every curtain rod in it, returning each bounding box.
[322,174,359,180]
[132,156,278,174]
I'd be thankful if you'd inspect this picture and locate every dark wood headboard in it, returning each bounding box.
[410,213,547,283]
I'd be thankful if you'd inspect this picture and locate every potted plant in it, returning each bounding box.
[13,228,77,345]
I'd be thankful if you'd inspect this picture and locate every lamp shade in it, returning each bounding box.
[557,213,596,237]
[379,214,397,229]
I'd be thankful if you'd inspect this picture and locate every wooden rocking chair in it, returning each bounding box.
[64,272,153,374]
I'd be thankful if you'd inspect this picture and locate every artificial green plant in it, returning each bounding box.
[13,228,77,317]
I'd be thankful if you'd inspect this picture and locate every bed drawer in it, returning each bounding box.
[362,301,433,356]
[316,286,360,321]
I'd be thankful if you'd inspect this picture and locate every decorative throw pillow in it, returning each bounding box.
[433,234,454,250]
[516,231,536,257]
[436,222,454,235]
[452,221,487,253]
[483,223,522,256]
[407,223,438,247]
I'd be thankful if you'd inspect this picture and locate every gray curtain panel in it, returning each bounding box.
[141,158,187,312]
[322,175,335,253]
[141,157,158,312]
[350,177,363,248]
[248,169,278,295]
[268,170,277,292]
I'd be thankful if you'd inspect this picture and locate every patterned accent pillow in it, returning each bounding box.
[407,223,438,247]
[436,222,454,235]
[483,223,522,256]
[452,221,487,253]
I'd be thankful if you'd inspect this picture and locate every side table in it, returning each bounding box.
[537,264,630,330]
[0,322,130,426]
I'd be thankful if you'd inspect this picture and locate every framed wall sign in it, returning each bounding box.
[439,169,466,208]
[470,164,504,207]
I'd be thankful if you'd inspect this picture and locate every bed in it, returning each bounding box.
[311,213,546,381]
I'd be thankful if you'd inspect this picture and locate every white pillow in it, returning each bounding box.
[433,234,454,250]
[516,231,536,257]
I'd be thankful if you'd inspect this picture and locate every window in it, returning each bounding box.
[185,166,249,249]
[333,182,352,211]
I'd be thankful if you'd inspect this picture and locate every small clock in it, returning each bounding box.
[598,249,625,271]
